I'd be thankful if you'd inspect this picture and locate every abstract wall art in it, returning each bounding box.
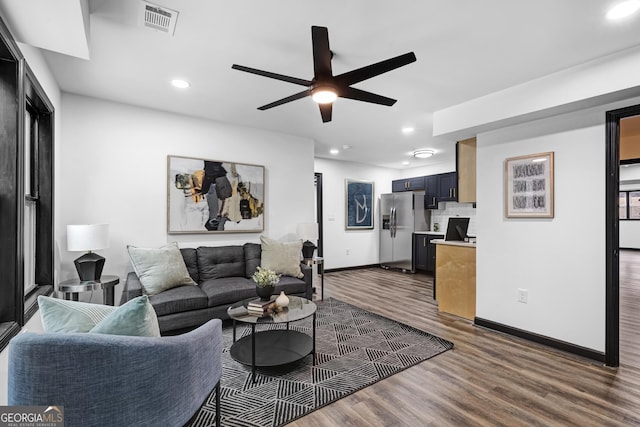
[345,179,374,229]
[167,155,265,233]
[504,151,554,218]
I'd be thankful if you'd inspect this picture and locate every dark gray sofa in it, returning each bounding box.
[120,243,312,334]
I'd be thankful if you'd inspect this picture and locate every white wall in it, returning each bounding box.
[476,107,608,351]
[314,158,398,269]
[59,94,316,304]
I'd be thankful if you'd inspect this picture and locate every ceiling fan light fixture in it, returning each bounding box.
[312,86,337,104]
[413,149,434,159]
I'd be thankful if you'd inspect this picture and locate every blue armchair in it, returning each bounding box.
[8,319,222,427]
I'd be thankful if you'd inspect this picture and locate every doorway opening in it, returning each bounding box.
[605,104,640,367]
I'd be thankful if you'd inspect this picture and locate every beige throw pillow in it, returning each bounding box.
[260,235,304,279]
[127,242,196,296]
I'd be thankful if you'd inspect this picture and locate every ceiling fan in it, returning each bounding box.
[232,26,416,123]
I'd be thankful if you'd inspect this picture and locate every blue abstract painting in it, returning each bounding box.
[346,179,374,229]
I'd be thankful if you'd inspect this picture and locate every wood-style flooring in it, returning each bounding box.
[289,251,640,426]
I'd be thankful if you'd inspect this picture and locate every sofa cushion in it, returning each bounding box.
[200,277,257,307]
[89,295,160,337]
[180,247,199,283]
[148,285,208,317]
[127,242,196,295]
[260,236,304,279]
[38,295,116,333]
[274,276,308,296]
[197,246,245,280]
[244,243,261,278]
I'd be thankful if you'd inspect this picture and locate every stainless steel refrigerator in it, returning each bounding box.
[379,192,430,272]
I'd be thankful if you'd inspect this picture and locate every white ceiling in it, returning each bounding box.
[1,0,639,169]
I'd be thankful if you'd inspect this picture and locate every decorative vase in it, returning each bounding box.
[276,291,289,308]
[256,285,275,301]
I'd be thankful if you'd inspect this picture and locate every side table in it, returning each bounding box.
[58,275,120,306]
[304,257,324,300]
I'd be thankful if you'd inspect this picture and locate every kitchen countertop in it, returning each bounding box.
[432,239,476,248]
[414,231,445,235]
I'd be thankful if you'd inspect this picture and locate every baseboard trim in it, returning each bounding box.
[474,317,606,363]
[324,264,379,274]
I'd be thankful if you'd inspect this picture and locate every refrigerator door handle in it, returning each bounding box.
[391,207,396,238]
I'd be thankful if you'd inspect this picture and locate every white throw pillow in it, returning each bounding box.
[260,235,304,279]
[127,242,196,296]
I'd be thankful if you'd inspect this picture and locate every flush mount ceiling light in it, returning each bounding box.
[330,148,339,155]
[171,79,191,89]
[413,149,434,159]
[607,0,640,20]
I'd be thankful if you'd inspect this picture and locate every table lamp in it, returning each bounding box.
[67,224,109,281]
[297,222,318,259]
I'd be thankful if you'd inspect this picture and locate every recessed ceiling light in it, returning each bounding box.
[402,160,410,166]
[342,144,352,150]
[330,148,339,155]
[171,79,191,89]
[607,0,640,20]
[402,127,415,134]
[413,149,434,159]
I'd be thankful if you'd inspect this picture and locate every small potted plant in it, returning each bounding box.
[252,266,280,300]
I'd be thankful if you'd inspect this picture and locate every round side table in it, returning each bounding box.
[57,275,120,305]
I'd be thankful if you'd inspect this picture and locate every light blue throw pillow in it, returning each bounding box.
[89,295,161,337]
[38,295,116,333]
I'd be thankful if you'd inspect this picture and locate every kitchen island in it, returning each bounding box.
[434,240,476,320]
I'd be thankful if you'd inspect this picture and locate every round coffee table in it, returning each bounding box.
[227,296,317,382]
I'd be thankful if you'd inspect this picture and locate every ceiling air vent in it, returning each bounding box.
[140,1,179,35]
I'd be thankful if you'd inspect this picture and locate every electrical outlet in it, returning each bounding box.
[517,288,528,303]
[346,248,350,255]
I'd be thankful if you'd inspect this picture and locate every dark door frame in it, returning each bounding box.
[315,172,323,257]
[605,103,640,367]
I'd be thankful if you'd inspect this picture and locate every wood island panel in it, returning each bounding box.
[435,243,476,320]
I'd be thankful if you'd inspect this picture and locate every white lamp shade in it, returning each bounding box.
[67,224,109,252]
[297,223,318,241]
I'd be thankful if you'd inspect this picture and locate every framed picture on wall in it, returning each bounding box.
[504,151,554,218]
[345,179,374,229]
[167,155,265,233]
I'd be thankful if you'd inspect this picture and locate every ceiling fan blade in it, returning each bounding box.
[338,87,397,106]
[334,52,416,86]
[319,102,332,123]
[312,26,333,79]
[257,89,312,110]
[232,64,312,86]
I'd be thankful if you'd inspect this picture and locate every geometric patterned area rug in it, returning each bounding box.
[189,298,454,427]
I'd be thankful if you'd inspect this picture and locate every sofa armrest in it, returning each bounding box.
[300,262,313,300]
[120,271,143,305]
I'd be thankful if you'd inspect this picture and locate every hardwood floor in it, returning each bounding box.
[289,253,640,426]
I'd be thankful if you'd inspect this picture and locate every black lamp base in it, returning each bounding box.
[301,240,316,260]
[74,252,105,281]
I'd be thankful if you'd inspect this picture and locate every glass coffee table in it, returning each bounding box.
[227,296,317,382]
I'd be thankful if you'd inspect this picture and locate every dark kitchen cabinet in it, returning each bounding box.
[413,234,428,271]
[424,175,439,209]
[413,233,443,272]
[392,176,425,192]
[438,172,458,202]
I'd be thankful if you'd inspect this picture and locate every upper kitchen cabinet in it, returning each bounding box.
[392,176,425,192]
[438,172,458,202]
[457,137,477,203]
[424,175,439,208]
